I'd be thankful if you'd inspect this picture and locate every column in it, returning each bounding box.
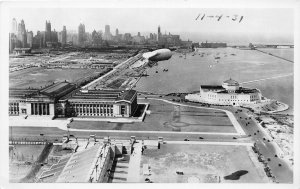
[46,104,49,115]
[33,103,36,115]
[79,104,82,115]
[37,103,40,115]
[41,103,44,115]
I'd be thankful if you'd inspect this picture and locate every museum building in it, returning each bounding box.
[59,89,138,118]
[199,78,262,106]
[9,81,138,119]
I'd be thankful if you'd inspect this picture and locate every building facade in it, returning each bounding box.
[62,89,138,118]
[78,23,86,46]
[9,82,77,118]
[199,78,262,106]
[44,21,52,45]
[61,26,67,45]
[9,82,138,119]
[17,20,27,48]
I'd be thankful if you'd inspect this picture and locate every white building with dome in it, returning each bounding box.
[187,78,263,106]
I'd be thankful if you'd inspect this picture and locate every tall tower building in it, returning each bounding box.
[78,23,86,46]
[61,26,67,46]
[51,30,58,43]
[105,25,110,34]
[11,18,18,34]
[26,31,33,48]
[103,25,112,40]
[115,28,119,36]
[44,21,52,46]
[157,25,162,42]
[17,20,27,47]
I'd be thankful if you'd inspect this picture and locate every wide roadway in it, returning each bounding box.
[226,106,293,183]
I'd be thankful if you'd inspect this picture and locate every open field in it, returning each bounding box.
[70,99,236,133]
[139,143,269,183]
[9,67,106,89]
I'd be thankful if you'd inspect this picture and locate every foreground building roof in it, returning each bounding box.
[65,89,137,103]
[56,144,104,183]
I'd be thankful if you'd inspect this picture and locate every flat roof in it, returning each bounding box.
[201,85,224,90]
[217,87,259,94]
[9,88,39,98]
[40,82,76,98]
[66,89,137,103]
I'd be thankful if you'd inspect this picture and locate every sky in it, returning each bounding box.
[9,8,294,45]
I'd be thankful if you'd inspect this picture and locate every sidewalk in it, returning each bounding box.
[127,142,142,182]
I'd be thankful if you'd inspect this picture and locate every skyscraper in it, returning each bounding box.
[157,25,162,42]
[26,31,33,48]
[51,30,58,43]
[105,25,110,34]
[115,28,119,36]
[44,21,52,46]
[78,23,86,46]
[11,18,17,34]
[61,26,67,45]
[103,25,112,40]
[17,20,27,47]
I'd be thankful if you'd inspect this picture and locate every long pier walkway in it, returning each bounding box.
[255,49,293,63]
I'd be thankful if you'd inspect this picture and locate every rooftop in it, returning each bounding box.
[9,88,39,98]
[201,85,224,90]
[56,144,105,183]
[9,82,76,100]
[223,78,239,86]
[217,87,259,94]
[40,82,76,99]
[66,89,137,103]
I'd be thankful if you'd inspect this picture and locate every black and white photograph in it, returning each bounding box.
[0,0,299,187]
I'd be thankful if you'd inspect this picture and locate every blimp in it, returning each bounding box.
[142,48,173,61]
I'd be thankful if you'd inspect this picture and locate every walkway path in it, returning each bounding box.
[127,142,142,182]
[240,73,293,84]
[166,140,253,146]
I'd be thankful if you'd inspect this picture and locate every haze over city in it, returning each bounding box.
[10,8,294,45]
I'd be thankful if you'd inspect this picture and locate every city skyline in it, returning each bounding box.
[9,8,294,44]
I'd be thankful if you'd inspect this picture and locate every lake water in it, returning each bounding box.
[135,48,294,114]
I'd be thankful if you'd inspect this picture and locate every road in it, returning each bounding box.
[231,108,293,183]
